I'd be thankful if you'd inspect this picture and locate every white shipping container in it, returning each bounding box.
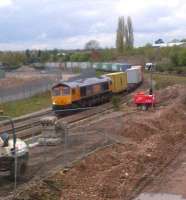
[126,68,141,84]
[131,66,143,82]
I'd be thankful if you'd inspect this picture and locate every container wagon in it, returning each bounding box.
[105,72,127,93]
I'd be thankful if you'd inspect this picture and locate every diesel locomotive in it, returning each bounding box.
[51,66,143,114]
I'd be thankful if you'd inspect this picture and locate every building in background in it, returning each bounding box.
[153,38,186,48]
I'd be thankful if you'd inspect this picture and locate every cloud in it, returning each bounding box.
[0,0,186,50]
[0,0,13,8]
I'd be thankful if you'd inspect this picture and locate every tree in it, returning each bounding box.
[125,24,129,49]
[170,39,180,43]
[180,38,186,42]
[116,16,134,52]
[178,48,186,66]
[127,16,134,48]
[145,43,152,47]
[170,47,179,66]
[84,40,100,50]
[116,16,125,53]
[25,49,31,64]
[155,39,164,44]
[90,50,101,62]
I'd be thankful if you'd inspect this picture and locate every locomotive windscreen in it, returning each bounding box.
[52,86,70,96]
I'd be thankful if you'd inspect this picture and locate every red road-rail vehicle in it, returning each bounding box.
[134,91,156,110]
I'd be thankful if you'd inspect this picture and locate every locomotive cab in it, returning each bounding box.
[52,84,72,111]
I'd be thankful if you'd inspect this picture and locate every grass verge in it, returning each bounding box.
[144,72,186,89]
[0,91,51,118]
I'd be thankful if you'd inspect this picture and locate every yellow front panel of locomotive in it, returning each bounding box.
[52,96,72,106]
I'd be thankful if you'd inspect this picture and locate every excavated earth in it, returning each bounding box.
[6,85,186,200]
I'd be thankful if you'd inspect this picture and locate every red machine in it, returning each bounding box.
[134,91,156,110]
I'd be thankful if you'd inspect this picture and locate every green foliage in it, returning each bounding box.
[2,92,51,117]
[145,73,186,90]
[70,53,90,62]
[116,16,134,53]
[169,47,179,66]
[0,52,27,68]
[96,70,106,77]
[100,49,115,61]
[116,16,125,53]
[112,96,121,110]
[178,48,186,66]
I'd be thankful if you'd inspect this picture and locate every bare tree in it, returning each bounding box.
[85,40,100,50]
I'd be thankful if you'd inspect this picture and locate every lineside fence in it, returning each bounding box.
[0,65,96,103]
[0,112,117,199]
[0,78,54,103]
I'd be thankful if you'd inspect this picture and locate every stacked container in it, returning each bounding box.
[126,66,143,90]
[131,65,143,81]
[119,63,132,72]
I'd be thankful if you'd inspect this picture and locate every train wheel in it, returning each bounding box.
[88,100,92,107]
[100,96,104,104]
[80,101,86,108]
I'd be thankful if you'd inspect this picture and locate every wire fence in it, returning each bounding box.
[0,114,116,199]
[0,66,96,103]
[0,79,54,103]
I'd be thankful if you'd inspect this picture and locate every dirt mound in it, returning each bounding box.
[60,85,186,200]
[156,84,186,104]
[13,85,186,200]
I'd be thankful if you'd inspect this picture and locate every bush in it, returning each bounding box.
[178,48,186,66]
[156,65,165,72]
[112,96,121,110]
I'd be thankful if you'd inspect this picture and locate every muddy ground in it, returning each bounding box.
[5,84,185,200]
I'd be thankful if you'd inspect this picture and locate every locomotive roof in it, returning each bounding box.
[56,76,110,88]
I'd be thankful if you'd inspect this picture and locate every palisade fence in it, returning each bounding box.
[0,62,96,103]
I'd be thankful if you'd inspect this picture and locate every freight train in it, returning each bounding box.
[51,65,143,114]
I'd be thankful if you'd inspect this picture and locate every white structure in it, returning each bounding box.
[127,66,142,84]
[153,41,186,48]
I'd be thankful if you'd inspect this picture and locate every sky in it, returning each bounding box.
[0,0,186,50]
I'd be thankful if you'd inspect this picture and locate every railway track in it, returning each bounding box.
[0,98,126,141]
[0,83,143,143]
[0,108,53,139]
[0,83,146,199]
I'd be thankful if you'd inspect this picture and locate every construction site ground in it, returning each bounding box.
[1,84,186,200]
[138,144,186,200]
